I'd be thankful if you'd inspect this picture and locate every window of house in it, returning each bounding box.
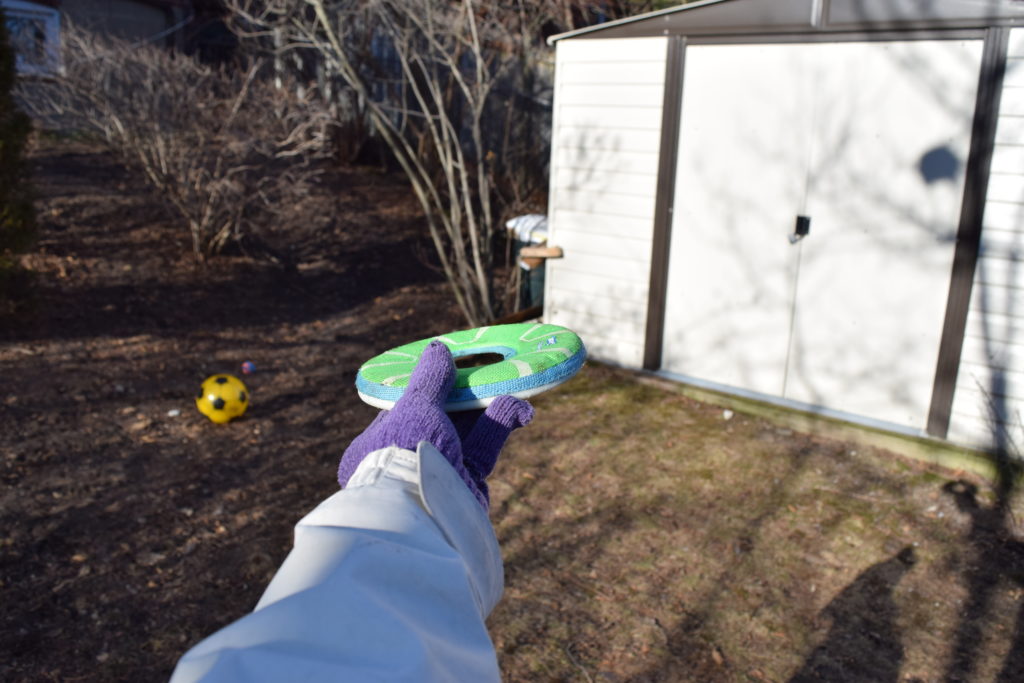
[1,1,60,76]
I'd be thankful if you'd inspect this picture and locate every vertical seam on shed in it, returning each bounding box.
[927,26,1010,438]
[643,35,686,371]
[543,40,567,319]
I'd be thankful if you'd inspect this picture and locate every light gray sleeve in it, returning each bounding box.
[170,443,503,683]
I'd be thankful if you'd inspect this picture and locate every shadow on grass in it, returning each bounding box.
[492,457,696,680]
[942,472,1024,682]
[624,443,818,682]
[781,462,1024,683]
[789,547,917,683]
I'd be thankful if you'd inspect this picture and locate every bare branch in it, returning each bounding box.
[226,0,564,324]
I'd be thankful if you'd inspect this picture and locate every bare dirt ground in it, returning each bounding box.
[1,139,465,680]
[3,140,1024,682]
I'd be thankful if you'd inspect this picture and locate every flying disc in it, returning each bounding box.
[356,322,586,411]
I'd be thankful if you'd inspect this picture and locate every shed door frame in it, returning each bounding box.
[642,26,1006,437]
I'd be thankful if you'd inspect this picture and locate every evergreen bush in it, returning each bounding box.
[0,8,37,310]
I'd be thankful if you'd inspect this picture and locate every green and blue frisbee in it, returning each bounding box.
[356,322,586,411]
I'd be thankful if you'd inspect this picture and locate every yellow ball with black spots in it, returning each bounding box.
[196,374,249,424]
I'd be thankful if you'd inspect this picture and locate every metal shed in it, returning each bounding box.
[542,0,1024,453]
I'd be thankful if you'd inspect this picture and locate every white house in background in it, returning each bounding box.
[1,0,193,75]
[2,1,60,76]
[543,0,1024,454]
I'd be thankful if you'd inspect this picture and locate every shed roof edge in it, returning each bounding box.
[547,0,726,45]
[547,0,1024,45]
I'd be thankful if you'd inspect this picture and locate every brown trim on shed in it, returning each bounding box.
[927,26,1010,438]
[643,35,685,371]
[683,28,986,45]
[570,20,1013,41]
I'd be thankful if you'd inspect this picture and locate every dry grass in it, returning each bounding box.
[487,362,1024,682]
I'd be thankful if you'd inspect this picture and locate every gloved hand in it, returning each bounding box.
[338,340,534,510]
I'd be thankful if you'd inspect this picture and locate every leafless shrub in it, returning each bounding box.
[229,0,561,325]
[19,25,333,261]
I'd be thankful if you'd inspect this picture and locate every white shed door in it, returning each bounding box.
[660,43,817,396]
[662,39,983,430]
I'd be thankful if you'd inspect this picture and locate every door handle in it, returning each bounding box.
[789,215,811,244]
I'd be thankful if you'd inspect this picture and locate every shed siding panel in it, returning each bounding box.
[548,323,645,362]
[994,113,1024,144]
[981,201,1024,232]
[549,252,651,284]
[554,188,656,219]
[1003,58,1024,88]
[960,338,1024,395]
[997,87,1024,116]
[545,307,646,346]
[555,105,664,130]
[555,127,664,154]
[948,410,1023,451]
[551,229,653,263]
[553,147,661,176]
[972,255,1024,292]
[547,290,649,328]
[968,274,1023,315]
[552,166,662,196]
[545,37,666,366]
[950,28,1024,450]
[555,38,669,62]
[550,209,656,238]
[990,144,1024,174]
[964,308,1024,345]
[547,267,649,304]
[986,174,1024,202]
[559,61,667,85]
[557,84,666,107]
[979,226,1024,260]
[1009,28,1024,58]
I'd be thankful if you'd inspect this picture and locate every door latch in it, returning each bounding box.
[789,215,811,244]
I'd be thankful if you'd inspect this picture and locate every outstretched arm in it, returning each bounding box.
[171,342,531,682]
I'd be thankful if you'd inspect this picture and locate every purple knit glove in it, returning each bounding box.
[338,340,534,509]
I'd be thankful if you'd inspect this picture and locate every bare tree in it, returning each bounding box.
[18,25,333,261]
[228,0,560,324]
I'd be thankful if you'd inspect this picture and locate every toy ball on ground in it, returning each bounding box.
[241,361,256,374]
[196,374,249,424]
